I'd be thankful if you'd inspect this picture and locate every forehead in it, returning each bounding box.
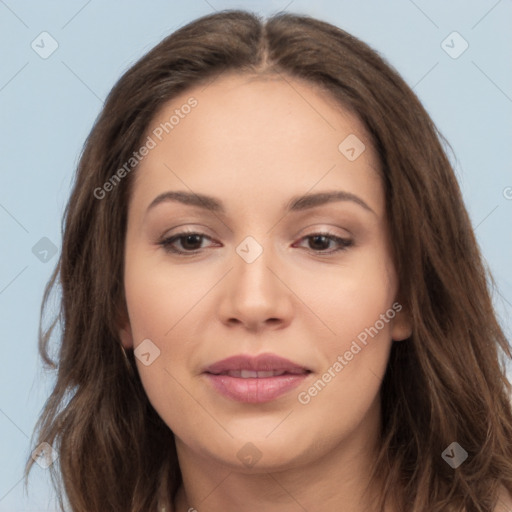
[130,72,384,218]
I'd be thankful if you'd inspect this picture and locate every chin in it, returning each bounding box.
[192,427,318,472]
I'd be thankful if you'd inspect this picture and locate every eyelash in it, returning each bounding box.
[158,229,353,256]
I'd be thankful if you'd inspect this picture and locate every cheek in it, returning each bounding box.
[298,249,397,345]
[294,282,395,434]
[124,275,194,431]
[123,255,214,414]
[293,248,397,395]
[123,252,202,343]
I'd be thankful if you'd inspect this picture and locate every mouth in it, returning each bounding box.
[202,353,312,403]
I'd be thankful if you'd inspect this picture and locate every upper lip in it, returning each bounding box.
[203,353,311,375]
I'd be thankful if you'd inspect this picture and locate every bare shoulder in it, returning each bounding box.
[495,485,512,512]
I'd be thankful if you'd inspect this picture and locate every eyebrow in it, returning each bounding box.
[146,190,376,216]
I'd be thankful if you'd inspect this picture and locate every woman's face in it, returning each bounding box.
[119,73,411,471]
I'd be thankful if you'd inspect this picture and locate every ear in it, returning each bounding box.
[116,309,134,349]
[119,324,134,349]
[390,301,413,342]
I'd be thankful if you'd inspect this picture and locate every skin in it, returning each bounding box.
[119,73,412,512]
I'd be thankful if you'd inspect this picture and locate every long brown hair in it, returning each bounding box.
[25,9,512,511]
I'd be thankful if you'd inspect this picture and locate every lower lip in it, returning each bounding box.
[204,373,309,403]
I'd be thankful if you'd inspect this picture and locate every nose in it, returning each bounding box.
[216,241,294,332]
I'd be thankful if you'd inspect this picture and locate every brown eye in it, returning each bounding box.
[178,234,204,251]
[308,235,332,251]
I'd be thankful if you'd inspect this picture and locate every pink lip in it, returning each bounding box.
[203,353,311,403]
[204,353,310,374]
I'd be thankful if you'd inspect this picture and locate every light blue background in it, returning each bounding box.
[1,1,511,510]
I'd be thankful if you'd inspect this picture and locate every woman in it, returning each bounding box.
[25,10,512,512]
